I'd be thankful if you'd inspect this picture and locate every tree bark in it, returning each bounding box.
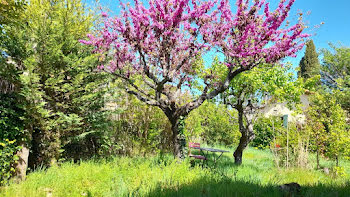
[171,121,181,159]
[14,143,30,182]
[162,105,189,159]
[316,145,320,169]
[233,103,255,165]
[170,117,187,159]
[336,155,339,167]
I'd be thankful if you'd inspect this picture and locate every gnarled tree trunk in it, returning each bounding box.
[233,102,255,165]
[171,119,181,158]
[164,105,188,159]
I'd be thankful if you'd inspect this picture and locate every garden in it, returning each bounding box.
[1,0,350,196]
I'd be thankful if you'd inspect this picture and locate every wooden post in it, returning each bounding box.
[286,123,289,169]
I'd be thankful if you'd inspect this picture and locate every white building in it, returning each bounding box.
[258,94,310,124]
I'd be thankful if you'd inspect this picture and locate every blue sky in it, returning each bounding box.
[90,0,350,70]
[286,0,350,66]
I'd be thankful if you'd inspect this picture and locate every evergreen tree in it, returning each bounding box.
[1,0,114,173]
[299,40,321,79]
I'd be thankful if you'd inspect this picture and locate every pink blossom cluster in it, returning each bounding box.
[80,0,220,84]
[80,0,310,84]
[209,0,310,68]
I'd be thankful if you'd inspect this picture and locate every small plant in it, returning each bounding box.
[332,166,347,178]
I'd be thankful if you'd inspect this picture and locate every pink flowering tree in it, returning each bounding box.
[80,0,309,158]
[209,0,310,164]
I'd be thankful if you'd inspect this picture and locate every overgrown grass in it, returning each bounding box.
[1,147,350,196]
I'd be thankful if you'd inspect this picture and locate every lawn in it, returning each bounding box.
[1,147,350,197]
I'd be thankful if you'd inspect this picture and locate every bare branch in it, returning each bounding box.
[126,89,159,106]
[137,46,159,84]
[112,72,155,102]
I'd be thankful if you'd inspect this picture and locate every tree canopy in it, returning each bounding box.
[223,63,303,164]
[321,44,350,113]
[81,0,309,158]
[298,40,321,79]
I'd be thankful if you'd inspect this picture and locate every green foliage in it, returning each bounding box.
[0,139,20,185]
[306,92,348,164]
[299,40,321,79]
[251,117,282,149]
[185,101,240,146]
[321,44,350,113]
[0,0,116,166]
[332,166,347,178]
[226,63,304,106]
[0,94,25,184]
[0,0,26,28]
[110,94,173,156]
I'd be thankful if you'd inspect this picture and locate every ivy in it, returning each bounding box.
[0,94,25,185]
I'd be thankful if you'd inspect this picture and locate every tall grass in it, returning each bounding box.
[1,147,349,197]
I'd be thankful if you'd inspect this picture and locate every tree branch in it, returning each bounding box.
[112,72,157,104]
[138,46,159,84]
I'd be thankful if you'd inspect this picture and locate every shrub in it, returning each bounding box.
[251,117,280,149]
[0,139,20,185]
[0,94,25,184]
[185,101,240,147]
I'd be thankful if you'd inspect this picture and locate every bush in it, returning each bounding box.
[251,117,280,149]
[185,101,240,147]
[0,94,25,184]
[0,139,20,185]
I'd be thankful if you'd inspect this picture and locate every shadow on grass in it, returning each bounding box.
[146,176,350,197]
[146,153,350,197]
[147,177,281,197]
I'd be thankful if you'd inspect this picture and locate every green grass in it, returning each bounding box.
[1,147,350,197]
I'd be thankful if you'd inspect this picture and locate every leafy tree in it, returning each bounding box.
[306,92,348,168]
[0,0,26,29]
[298,40,321,79]
[81,0,309,158]
[1,0,114,174]
[321,44,350,114]
[222,63,304,164]
[0,0,27,94]
[0,0,29,182]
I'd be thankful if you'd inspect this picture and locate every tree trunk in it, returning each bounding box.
[233,105,255,165]
[233,129,254,165]
[316,145,320,169]
[14,143,30,182]
[234,133,249,165]
[170,118,184,159]
[336,155,339,167]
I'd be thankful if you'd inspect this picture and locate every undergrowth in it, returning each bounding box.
[0,147,349,197]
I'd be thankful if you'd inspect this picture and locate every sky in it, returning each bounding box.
[89,0,350,71]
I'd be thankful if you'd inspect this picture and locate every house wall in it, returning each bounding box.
[258,94,310,124]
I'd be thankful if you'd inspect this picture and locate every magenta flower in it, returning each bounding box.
[101,12,108,17]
